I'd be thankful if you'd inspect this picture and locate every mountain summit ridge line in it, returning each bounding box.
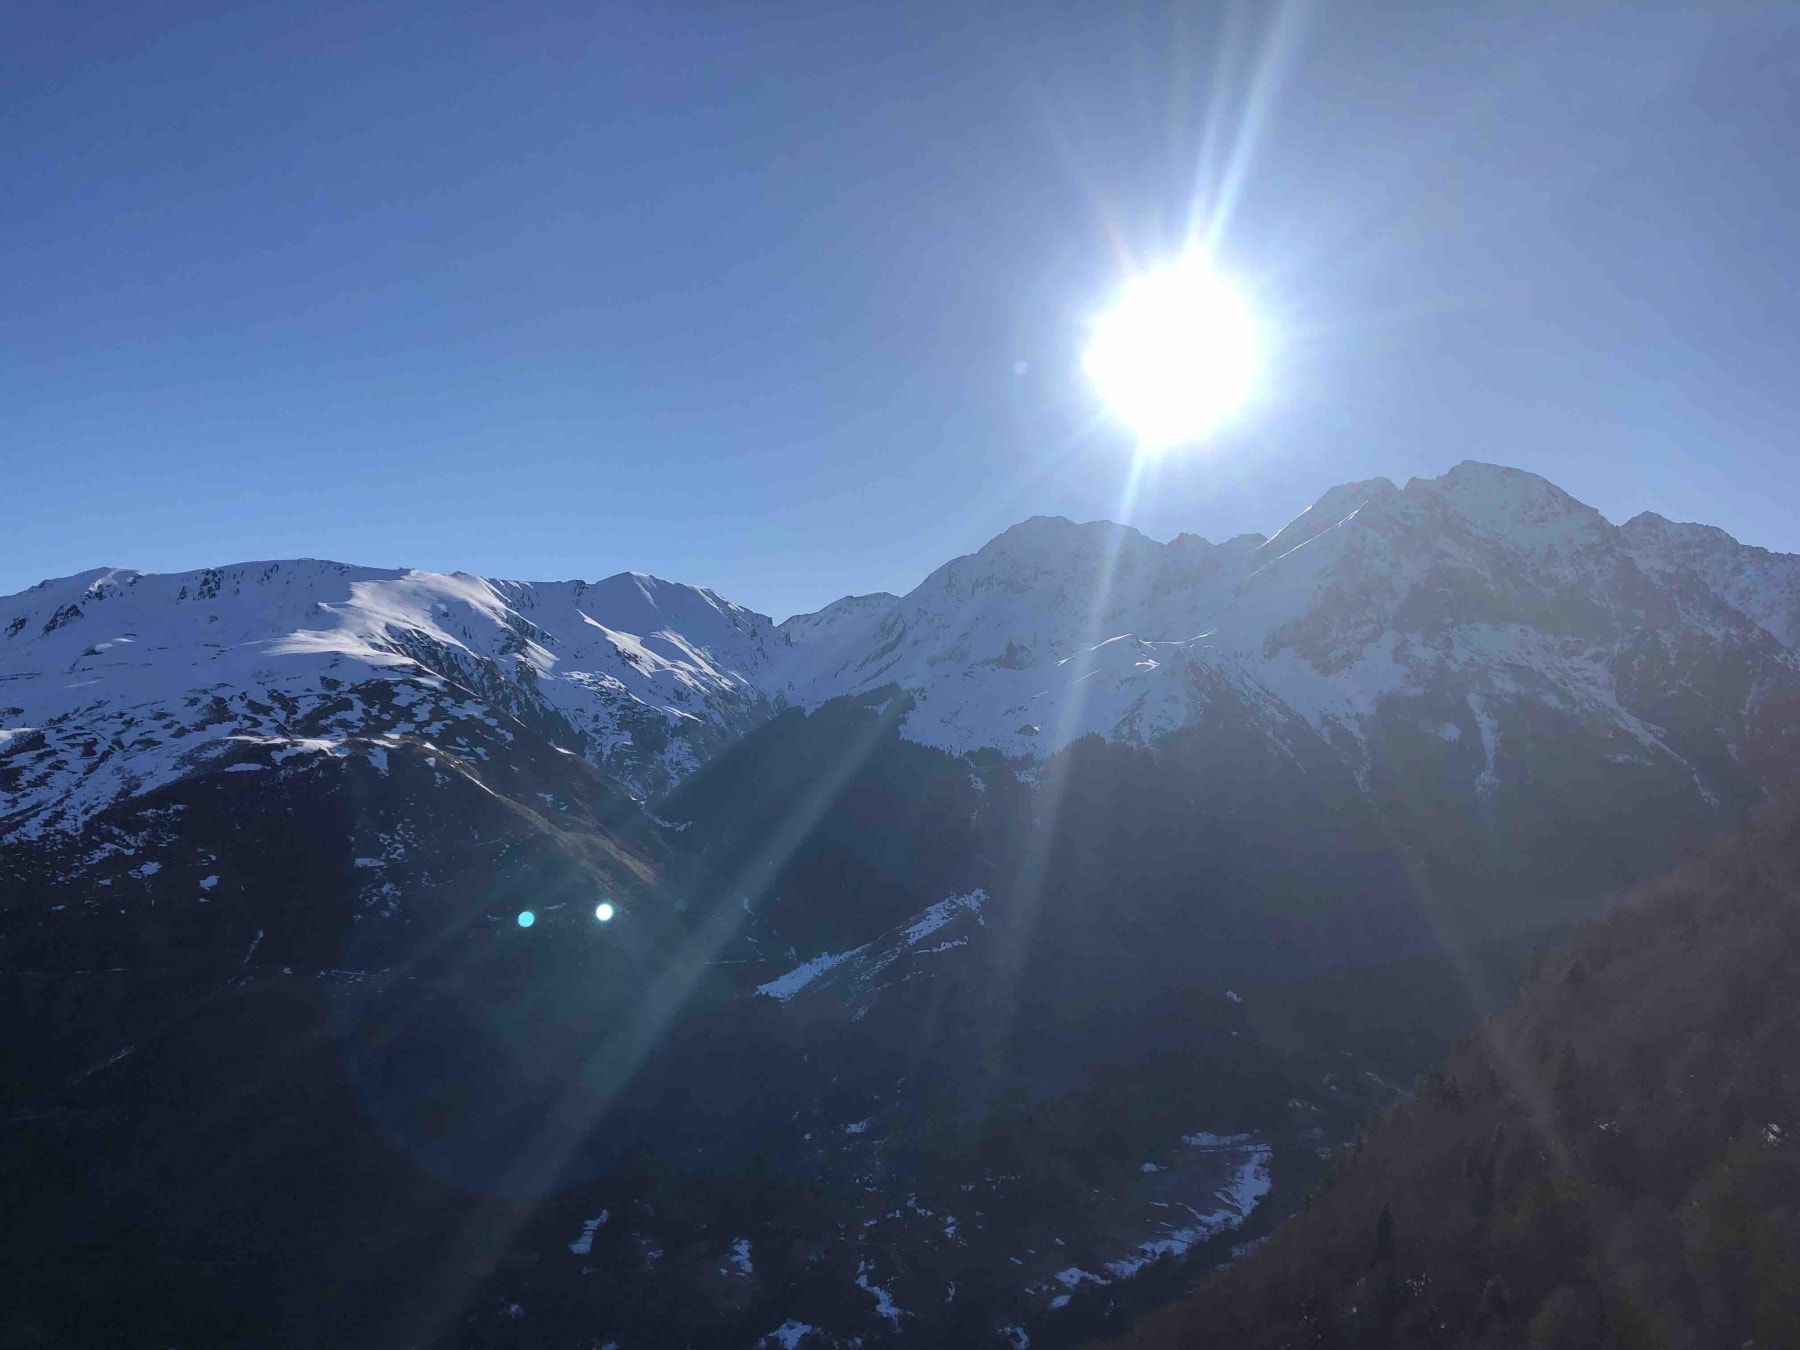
[5,459,1800,843]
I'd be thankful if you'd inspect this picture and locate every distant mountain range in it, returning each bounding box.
[6,461,1799,1348]
[9,461,1798,876]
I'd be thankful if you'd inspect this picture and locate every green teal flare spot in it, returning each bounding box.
[516,910,535,928]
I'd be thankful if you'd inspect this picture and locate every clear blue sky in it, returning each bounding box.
[6,2,1798,621]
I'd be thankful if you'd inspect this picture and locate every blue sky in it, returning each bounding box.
[6,1,1798,621]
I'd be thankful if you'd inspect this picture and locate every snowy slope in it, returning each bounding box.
[773,461,1800,805]
[0,560,778,839]
[1622,510,1800,650]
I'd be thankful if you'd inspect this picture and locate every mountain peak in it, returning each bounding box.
[1404,459,1610,553]
[979,514,1154,556]
[1622,510,1739,551]
[1411,459,1594,513]
[1260,477,1399,559]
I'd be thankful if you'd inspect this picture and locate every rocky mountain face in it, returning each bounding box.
[5,461,1799,1348]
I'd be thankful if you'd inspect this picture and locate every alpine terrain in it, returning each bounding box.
[6,461,1800,1348]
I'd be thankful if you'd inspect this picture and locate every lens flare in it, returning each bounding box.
[1084,260,1263,449]
[516,910,535,928]
[594,902,615,923]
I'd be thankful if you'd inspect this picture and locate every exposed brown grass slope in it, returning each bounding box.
[1110,790,1800,1350]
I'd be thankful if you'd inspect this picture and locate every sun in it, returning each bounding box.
[1083,260,1264,449]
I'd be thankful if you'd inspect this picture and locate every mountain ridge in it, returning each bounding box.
[7,461,1800,850]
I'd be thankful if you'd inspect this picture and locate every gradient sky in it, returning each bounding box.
[6,1,1798,621]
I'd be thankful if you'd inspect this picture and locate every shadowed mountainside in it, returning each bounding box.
[1109,788,1800,1350]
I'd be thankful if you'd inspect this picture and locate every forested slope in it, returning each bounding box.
[1110,791,1800,1350]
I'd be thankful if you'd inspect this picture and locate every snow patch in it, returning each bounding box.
[1105,1141,1272,1279]
[759,1321,817,1349]
[855,1258,907,1328]
[1054,1266,1111,1290]
[727,1236,753,1275]
[566,1211,608,1255]
[755,945,867,1001]
[901,888,988,945]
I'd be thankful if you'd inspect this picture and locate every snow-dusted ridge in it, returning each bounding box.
[7,462,1800,839]
[768,462,1800,801]
[0,560,780,839]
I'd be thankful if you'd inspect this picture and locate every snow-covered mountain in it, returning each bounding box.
[773,462,1800,804]
[8,461,1798,847]
[0,561,779,839]
[9,460,1800,1350]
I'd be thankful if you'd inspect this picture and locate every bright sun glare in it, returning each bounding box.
[1083,260,1264,450]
